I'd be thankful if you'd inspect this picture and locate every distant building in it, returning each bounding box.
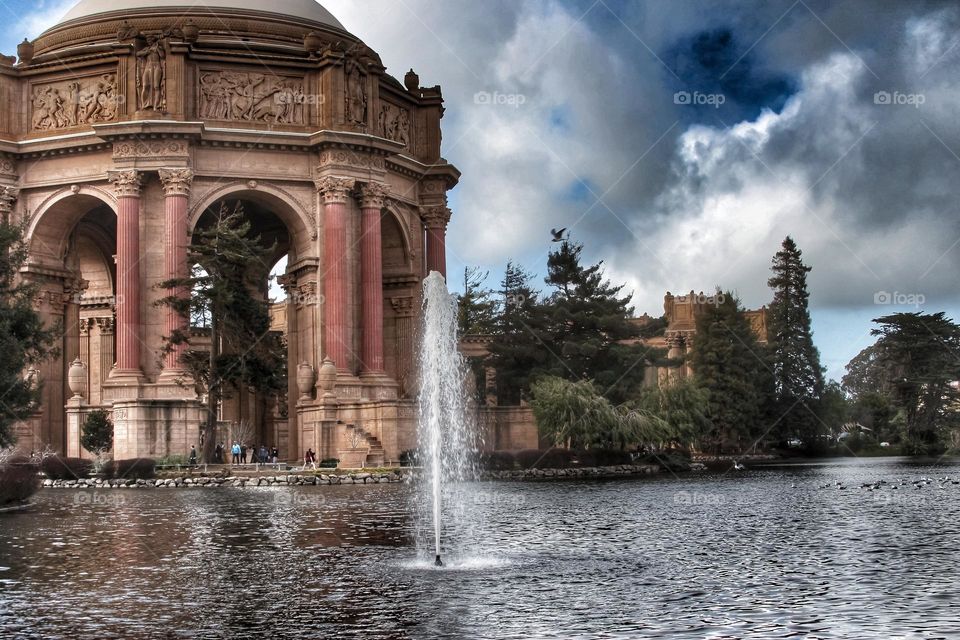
[631,291,768,385]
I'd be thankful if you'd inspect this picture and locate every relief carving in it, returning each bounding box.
[378,102,409,147]
[32,74,119,130]
[199,70,305,124]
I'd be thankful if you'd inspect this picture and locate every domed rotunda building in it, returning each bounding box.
[8,0,459,463]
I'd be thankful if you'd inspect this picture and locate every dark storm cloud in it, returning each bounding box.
[665,28,797,120]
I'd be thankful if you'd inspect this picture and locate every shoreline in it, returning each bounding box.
[37,463,670,490]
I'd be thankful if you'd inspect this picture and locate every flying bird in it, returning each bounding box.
[551,227,567,242]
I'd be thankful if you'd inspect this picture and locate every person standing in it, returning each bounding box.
[231,442,240,465]
[188,445,198,466]
[271,447,279,464]
[240,443,248,464]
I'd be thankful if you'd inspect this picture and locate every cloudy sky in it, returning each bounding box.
[5,0,960,381]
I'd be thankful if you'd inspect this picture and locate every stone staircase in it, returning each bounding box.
[345,423,385,467]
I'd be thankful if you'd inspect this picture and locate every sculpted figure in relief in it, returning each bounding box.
[199,71,305,124]
[137,35,167,111]
[32,75,118,130]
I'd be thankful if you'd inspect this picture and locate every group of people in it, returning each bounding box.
[228,442,279,465]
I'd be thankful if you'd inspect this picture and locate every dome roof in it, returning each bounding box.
[56,0,345,31]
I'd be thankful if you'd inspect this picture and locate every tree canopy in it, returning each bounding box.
[0,218,58,448]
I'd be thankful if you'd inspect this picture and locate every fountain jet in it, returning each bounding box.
[416,271,477,568]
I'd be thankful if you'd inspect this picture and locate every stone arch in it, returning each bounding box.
[26,186,117,264]
[382,202,414,274]
[188,181,315,261]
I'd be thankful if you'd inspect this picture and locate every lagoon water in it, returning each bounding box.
[2,457,959,639]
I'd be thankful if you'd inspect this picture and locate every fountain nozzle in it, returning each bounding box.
[434,555,443,567]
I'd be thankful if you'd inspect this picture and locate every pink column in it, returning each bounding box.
[421,205,451,278]
[108,170,143,376]
[159,169,193,373]
[359,182,388,374]
[316,176,355,371]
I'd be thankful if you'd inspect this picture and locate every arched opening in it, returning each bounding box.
[24,191,117,453]
[188,194,295,458]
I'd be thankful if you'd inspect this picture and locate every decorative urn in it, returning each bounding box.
[67,358,87,399]
[318,358,337,397]
[296,362,315,400]
[17,39,33,65]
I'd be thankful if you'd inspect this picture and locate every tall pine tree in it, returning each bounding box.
[767,237,824,444]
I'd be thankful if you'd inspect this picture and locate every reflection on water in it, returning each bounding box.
[2,458,959,639]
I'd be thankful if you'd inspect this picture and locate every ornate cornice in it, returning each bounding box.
[314,176,355,204]
[158,168,194,197]
[358,182,389,209]
[107,169,142,198]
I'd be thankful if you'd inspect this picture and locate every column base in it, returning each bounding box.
[333,371,364,401]
[360,371,399,401]
[156,369,197,395]
[103,369,145,401]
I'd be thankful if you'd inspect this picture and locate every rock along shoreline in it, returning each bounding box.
[39,463,667,490]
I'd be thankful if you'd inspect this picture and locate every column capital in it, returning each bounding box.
[357,182,389,209]
[95,316,115,335]
[420,205,451,229]
[107,169,143,198]
[158,168,194,197]
[315,176,356,204]
[0,186,19,215]
[390,296,415,318]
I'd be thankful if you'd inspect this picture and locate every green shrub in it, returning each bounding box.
[156,454,188,467]
[479,450,515,471]
[639,451,691,472]
[319,458,339,468]
[587,448,634,466]
[0,462,41,505]
[41,456,93,480]
[515,448,575,469]
[80,409,113,454]
[102,458,156,480]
